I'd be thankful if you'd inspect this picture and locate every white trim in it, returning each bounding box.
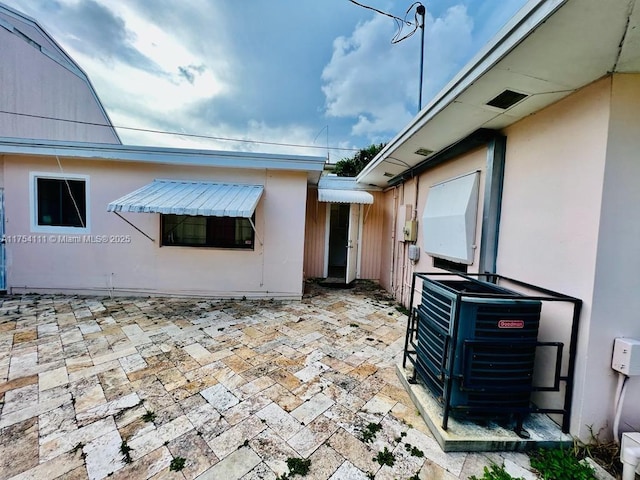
[356,204,364,279]
[323,203,330,278]
[29,171,91,234]
[0,138,326,173]
[356,0,568,185]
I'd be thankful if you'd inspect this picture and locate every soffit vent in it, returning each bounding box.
[415,148,434,157]
[486,89,528,109]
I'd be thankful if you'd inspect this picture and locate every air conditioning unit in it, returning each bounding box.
[415,276,541,431]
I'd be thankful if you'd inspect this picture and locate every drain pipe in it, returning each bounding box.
[390,187,399,295]
[621,432,640,480]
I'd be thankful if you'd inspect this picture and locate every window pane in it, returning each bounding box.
[162,214,254,249]
[162,215,207,245]
[37,178,86,227]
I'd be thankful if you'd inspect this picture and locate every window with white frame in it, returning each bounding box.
[31,173,89,232]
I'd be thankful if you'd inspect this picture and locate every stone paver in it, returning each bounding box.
[0,282,547,479]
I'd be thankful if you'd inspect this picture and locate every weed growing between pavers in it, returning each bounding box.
[275,457,312,479]
[359,422,382,443]
[404,443,424,457]
[169,457,186,471]
[141,410,156,422]
[373,447,395,467]
[120,441,133,464]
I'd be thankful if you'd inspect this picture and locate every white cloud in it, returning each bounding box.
[321,4,474,139]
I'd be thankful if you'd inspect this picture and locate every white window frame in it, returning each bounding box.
[30,171,91,234]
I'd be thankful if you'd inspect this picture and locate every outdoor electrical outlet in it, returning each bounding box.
[612,338,640,376]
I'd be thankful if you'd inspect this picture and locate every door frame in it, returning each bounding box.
[323,202,363,281]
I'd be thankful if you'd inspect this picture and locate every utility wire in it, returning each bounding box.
[348,0,415,26]
[0,109,360,152]
[347,0,423,44]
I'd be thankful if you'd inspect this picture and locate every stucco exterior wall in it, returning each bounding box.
[590,73,640,433]
[384,147,487,306]
[3,155,308,299]
[0,27,119,143]
[500,78,611,438]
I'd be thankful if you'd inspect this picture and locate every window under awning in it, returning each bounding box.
[318,188,374,204]
[107,180,264,218]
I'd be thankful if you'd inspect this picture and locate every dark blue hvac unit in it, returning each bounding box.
[415,276,542,430]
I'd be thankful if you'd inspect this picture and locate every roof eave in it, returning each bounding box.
[0,137,327,174]
[356,0,567,186]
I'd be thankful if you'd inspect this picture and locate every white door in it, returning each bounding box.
[346,204,360,283]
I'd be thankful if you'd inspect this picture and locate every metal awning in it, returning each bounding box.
[318,188,374,204]
[107,180,263,217]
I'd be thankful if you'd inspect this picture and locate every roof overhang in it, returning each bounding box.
[108,180,263,218]
[358,0,640,187]
[0,137,327,182]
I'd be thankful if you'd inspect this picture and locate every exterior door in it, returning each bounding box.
[346,204,360,283]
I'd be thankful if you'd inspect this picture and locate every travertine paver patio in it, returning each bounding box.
[0,282,540,480]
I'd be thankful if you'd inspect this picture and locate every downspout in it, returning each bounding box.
[478,135,506,276]
[390,187,398,294]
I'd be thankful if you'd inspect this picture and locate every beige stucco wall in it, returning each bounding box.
[4,155,308,299]
[377,76,635,439]
[589,73,640,433]
[382,147,488,306]
[500,77,612,438]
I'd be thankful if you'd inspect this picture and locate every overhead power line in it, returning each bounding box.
[347,0,424,44]
[348,0,414,25]
[0,109,360,152]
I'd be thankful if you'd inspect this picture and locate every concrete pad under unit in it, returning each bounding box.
[396,363,573,452]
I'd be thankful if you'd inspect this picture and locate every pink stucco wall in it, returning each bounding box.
[382,147,487,306]
[500,77,612,438]
[3,155,308,299]
[590,73,640,433]
[377,75,640,439]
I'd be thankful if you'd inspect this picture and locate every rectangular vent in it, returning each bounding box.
[415,148,434,157]
[486,89,528,109]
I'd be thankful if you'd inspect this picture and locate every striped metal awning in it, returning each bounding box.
[317,188,374,204]
[107,180,263,217]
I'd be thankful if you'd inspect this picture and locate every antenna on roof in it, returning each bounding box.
[417,4,426,112]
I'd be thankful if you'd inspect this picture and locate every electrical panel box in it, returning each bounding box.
[612,338,640,376]
[404,220,418,242]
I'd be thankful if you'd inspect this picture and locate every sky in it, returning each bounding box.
[4,0,528,161]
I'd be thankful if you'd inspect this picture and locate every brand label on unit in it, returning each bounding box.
[498,319,525,329]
